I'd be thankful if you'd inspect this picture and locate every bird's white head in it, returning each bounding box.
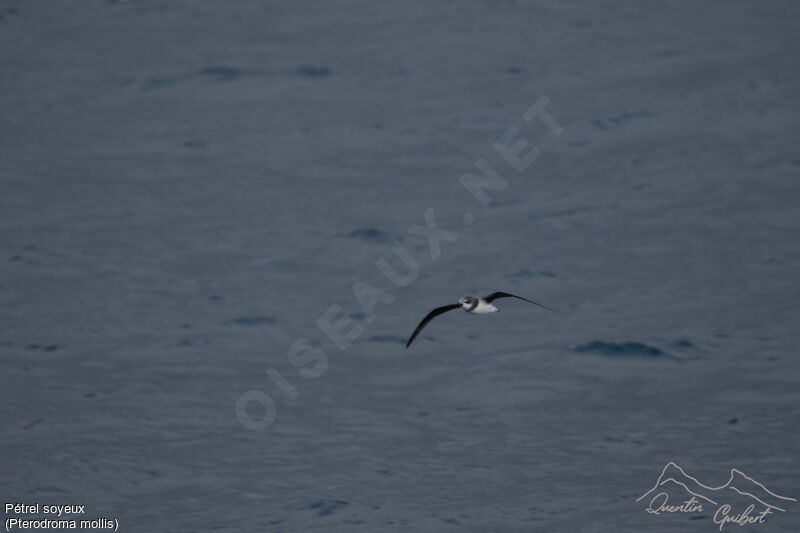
[458,296,477,308]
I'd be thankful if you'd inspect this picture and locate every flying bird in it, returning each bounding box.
[405,291,551,348]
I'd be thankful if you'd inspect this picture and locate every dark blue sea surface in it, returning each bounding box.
[1,1,798,531]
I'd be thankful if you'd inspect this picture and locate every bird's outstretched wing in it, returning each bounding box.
[406,304,461,348]
[482,291,552,311]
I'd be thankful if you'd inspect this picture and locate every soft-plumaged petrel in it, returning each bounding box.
[405,291,551,348]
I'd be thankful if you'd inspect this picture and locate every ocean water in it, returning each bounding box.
[1,1,798,531]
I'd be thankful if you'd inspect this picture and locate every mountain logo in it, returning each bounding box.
[637,462,796,530]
